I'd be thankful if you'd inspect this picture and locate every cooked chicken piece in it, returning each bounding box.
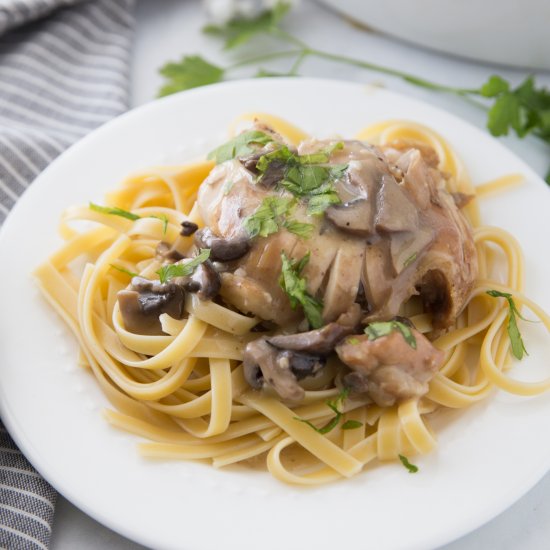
[336,328,444,407]
[197,125,477,336]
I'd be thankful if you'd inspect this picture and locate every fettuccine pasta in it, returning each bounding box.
[34,115,550,485]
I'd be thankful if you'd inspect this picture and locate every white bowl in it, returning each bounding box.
[319,0,550,69]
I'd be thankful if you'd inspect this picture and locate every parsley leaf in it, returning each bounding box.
[243,196,314,239]
[294,388,349,434]
[486,290,528,360]
[150,214,169,235]
[255,145,345,215]
[282,219,314,238]
[156,249,211,284]
[203,2,291,49]
[89,202,140,221]
[207,130,273,164]
[243,196,294,238]
[398,454,419,473]
[479,75,510,97]
[342,420,363,430]
[305,187,341,216]
[365,320,417,349]
[158,56,224,96]
[279,251,323,329]
[90,203,169,234]
[109,264,139,278]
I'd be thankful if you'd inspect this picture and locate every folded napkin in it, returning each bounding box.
[0,0,134,547]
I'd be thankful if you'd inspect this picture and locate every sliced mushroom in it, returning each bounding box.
[325,199,375,237]
[155,241,185,263]
[268,305,361,355]
[194,227,250,262]
[180,221,199,237]
[243,338,305,402]
[375,174,418,233]
[118,277,185,335]
[174,259,221,301]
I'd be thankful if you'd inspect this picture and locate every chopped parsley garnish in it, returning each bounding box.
[109,264,139,278]
[282,219,314,239]
[486,290,529,360]
[243,196,292,237]
[398,454,419,473]
[342,420,363,430]
[346,337,360,345]
[156,248,211,284]
[89,202,140,221]
[294,388,349,434]
[207,130,273,164]
[89,203,168,234]
[243,196,313,239]
[364,320,417,349]
[279,251,323,329]
[254,144,346,216]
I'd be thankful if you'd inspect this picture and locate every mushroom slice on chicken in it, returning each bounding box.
[336,327,444,407]
[268,305,361,356]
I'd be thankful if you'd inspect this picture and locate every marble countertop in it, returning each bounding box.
[50,0,550,548]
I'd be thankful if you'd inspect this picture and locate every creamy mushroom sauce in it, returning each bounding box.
[119,124,477,407]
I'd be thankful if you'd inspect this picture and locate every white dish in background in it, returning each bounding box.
[0,78,549,550]
[319,0,550,70]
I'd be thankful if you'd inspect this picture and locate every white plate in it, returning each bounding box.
[1,78,549,550]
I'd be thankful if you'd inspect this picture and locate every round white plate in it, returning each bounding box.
[1,78,549,550]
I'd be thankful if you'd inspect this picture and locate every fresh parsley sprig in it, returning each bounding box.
[156,248,211,284]
[89,203,169,234]
[158,2,550,184]
[486,290,529,360]
[279,251,323,329]
[365,320,417,349]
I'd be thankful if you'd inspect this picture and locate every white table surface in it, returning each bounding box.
[50,0,550,548]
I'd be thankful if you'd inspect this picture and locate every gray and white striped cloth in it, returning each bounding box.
[0,0,135,547]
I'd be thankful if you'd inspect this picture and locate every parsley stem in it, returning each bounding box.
[270,27,309,49]
[307,48,475,96]
[227,49,303,70]
[289,50,308,75]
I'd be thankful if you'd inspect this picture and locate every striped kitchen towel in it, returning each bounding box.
[0,0,135,547]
